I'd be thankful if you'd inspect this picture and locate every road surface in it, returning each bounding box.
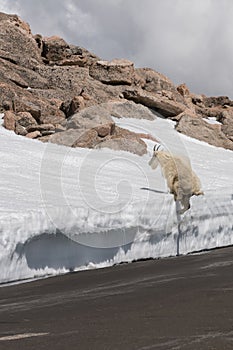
[1,247,233,349]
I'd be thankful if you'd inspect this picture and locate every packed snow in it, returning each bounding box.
[203,117,222,125]
[0,112,233,284]
[0,113,4,126]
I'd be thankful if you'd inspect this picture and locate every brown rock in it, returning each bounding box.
[41,37,99,67]
[61,96,85,118]
[38,109,65,125]
[27,123,55,133]
[0,13,42,68]
[96,137,147,156]
[202,96,233,108]
[191,94,205,107]
[42,36,69,62]
[67,45,100,67]
[3,110,17,130]
[193,103,233,144]
[177,83,190,97]
[5,13,31,35]
[220,109,233,139]
[70,96,85,113]
[67,105,115,130]
[34,34,43,49]
[195,106,223,120]
[95,125,149,155]
[16,112,37,128]
[34,63,124,108]
[49,129,87,147]
[89,59,134,85]
[1,11,233,154]
[0,57,49,90]
[13,97,41,121]
[72,129,99,148]
[55,124,66,132]
[37,135,52,143]
[0,83,17,110]
[69,45,100,66]
[0,65,28,88]
[26,130,41,139]
[94,123,115,137]
[49,127,101,148]
[161,90,174,100]
[176,112,233,150]
[55,56,88,67]
[123,89,185,117]
[136,68,175,91]
[1,100,12,111]
[49,98,63,110]
[81,92,92,101]
[12,95,65,125]
[113,126,158,143]
[15,112,37,135]
[108,100,156,120]
[15,123,27,136]
[41,130,55,136]
[135,68,184,103]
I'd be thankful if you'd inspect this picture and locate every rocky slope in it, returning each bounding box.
[1,12,233,153]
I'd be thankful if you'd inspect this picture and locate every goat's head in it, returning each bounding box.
[148,143,163,169]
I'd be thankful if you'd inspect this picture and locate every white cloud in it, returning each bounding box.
[0,0,233,98]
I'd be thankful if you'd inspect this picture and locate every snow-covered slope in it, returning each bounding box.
[0,113,233,284]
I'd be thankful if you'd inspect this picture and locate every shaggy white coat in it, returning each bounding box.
[149,149,204,213]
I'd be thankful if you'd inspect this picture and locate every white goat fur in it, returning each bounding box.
[149,149,203,213]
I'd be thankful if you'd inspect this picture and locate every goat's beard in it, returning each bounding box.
[148,157,159,170]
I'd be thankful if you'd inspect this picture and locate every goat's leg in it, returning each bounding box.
[179,195,191,214]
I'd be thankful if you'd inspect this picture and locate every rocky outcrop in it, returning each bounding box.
[12,95,65,125]
[176,112,233,150]
[49,129,95,147]
[136,68,185,103]
[89,59,134,85]
[61,95,86,117]
[96,136,147,156]
[3,111,17,131]
[108,100,156,120]
[15,112,38,136]
[96,126,148,156]
[123,88,185,117]
[41,35,99,67]
[177,83,190,97]
[48,104,153,155]
[66,105,114,130]
[0,13,42,69]
[0,11,233,153]
[26,130,41,139]
[202,96,233,108]
[220,109,233,141]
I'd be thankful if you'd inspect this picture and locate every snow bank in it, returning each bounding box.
[0,113,4,126]
[0,116,233,284]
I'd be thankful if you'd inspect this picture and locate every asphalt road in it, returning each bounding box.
[1,247,233,350]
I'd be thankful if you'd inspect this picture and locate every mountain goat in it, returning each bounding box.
[149,144,204,214]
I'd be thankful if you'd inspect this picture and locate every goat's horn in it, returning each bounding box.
[153,144,162,152]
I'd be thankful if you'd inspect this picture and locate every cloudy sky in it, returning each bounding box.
[0,0,233,98]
